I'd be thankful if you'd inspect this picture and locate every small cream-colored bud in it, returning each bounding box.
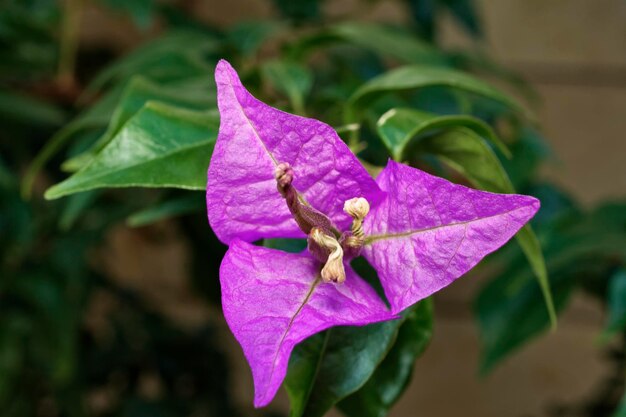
[310,228,346,284]
[343,197,370,220]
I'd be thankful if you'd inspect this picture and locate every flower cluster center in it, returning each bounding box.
[274,163,370,284]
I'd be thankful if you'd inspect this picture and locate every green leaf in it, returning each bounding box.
[415,127,556,327]
[285,320,401,417]
[514,226,556,329]
[346,65,529,122]
[104,77,216,138]
[376,107,510,160]
[126,193,205,227]
[601,269,626,340]
[337,298,433,417]
[22,76,216,198]
[44,102,218,199]
[262,59,313,115]
[65,76,217,172]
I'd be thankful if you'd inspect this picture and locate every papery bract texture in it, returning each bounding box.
[220,240,395,407]
[363,160,539,314]
[207,60,382,244]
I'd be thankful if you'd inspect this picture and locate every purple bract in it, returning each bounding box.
[206,59,539,407]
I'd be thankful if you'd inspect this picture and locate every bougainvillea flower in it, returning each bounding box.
[206,59,539,407]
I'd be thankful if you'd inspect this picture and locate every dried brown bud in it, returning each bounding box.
[274,162,294,189]
[309,228,346,284]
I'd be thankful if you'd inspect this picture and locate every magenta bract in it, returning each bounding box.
[206,59,539,407]
[207,60,382,245]
[221,240,394,406]
[363,160,540,314]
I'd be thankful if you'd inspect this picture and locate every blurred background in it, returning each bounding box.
[1,0,625,416]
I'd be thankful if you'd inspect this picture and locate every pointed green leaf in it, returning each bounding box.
[376,107,510,160]
[285,320,400,417]
[64,76,217,172]
[22,76,216,197]
[514,226,556,328]
[337,298,433,417]
[346,65,529,122]
[102,77,216,142]
[261,59,313,115]
[416,127,556,326]
[45,103,218,199]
